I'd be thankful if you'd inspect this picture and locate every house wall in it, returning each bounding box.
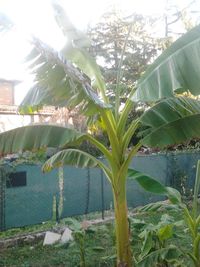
[0,80,84,133]
[0,81,14,105]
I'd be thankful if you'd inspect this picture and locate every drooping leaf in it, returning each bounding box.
[137,246,183,267]
[140,97,200,128]
[136,201,179,213]
[165,187,182,204]
[132,24,200,102]
[62,47,107,97]
[137,202,164,212]
[128,168,181,204]
[42,148,103,172]
[52,2,107,98]
[140,97,200,148]
[0,125,85,156]
[128,168,167,194]
[20,38,110,115]
[140,232,153,258]
[52,2,91,49]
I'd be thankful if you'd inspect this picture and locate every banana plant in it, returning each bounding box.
[133,160,200,267]
[181,160,200,267]
[130,214,184,266]
[2,2,200,266]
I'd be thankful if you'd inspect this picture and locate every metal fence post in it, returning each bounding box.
[100,169,105,220]
[0,168,6,231]
[85,168,90,215]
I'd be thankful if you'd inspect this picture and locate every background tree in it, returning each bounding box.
[87,10,163,102]
[163,0,199,38]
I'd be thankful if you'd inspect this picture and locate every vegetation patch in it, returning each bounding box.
[0,207,193,267]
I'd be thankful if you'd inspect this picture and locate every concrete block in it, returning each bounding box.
[43,231,61,245]
[60,228,73,244]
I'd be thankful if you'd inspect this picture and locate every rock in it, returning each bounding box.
[60,228,73,244]
[43,231,61,245]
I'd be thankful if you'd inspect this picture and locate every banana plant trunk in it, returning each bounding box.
[113,180,133,267]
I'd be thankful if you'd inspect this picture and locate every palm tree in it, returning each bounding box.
[1,2,200,266]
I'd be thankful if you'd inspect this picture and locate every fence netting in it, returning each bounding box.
[1,150,200,231]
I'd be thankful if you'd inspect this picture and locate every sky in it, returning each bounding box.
[0,0,199,104]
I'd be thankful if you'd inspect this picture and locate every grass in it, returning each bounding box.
[0,210,114,240]
[0,206,193,266]
[0,224,115,267]
[0,221,55,240]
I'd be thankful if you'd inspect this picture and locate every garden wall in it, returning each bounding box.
[0,150,200,230]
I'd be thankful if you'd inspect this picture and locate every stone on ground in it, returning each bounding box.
[60,227,73,244]
[43,231,61,245]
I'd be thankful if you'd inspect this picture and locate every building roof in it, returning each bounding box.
[0,78,21,85]
[0,105,55,115]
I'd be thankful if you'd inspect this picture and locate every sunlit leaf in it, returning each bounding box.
[20,38,110,115]
[157,224,173,242]
[133,24,200,102]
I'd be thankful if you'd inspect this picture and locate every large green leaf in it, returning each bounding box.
[20,37,110,115]
[0,125,85,156]
[128,168,181,204]
[140,97,200,148]
[42,149,103,172]
[137,246,183,267]
[52,2,107,98]
[132,24,200,102]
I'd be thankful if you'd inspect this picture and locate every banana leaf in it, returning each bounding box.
[140,97,200,148]
[128,168,181,204]
[52,2,106,96]
[0,124,85,156]
[137,246,183,267]
[42,148,110,180]
[132,24,200,102]
[42,148,101,171]
[20,38,110,115]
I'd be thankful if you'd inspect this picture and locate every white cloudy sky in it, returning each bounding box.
[0,0,199,103]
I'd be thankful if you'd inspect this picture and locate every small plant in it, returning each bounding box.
[64,218,96,267]
[136,160,200,267]
[180,160,200,267]
[130,214,184,266]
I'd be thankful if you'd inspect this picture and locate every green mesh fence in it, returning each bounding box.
[1,150,200,230]
[166,151,200,198]
[0,168,6,231]
[5,165,59,229]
